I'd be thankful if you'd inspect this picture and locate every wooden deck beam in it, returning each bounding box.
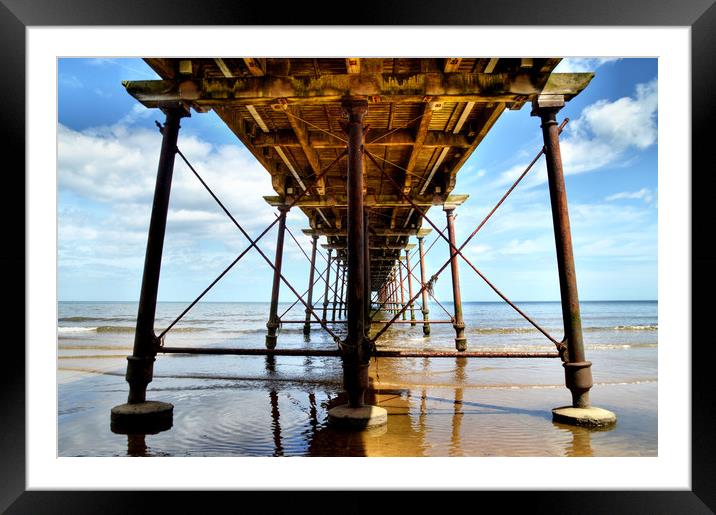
[264,195,439,208]
[123,72,594,108]
[303,228,420,237]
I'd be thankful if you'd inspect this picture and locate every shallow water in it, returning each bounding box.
[58,301,657,457]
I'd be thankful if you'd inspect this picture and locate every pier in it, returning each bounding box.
[110,58,616,432]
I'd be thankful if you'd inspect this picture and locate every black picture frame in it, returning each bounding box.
[2,1,714,512]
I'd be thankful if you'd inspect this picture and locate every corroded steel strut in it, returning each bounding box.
[445,206,467,351]
[303,235,318,335]
[534,101,592,408]
[321,249,333,322]
[365,145,561,346]
[158,149,348,344]
[398,260,407,320]
[265,205,288,349]
[341,99,371,408]
[418,236,431,336]
[159,347,559,358]
[126,106,187,405]
[405,249,416,326]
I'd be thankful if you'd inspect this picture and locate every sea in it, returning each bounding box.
[58,300,657,457]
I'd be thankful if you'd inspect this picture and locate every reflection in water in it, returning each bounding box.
[265,355,277,374]
[450,358,466,456]
[553,421,598,457]
[72,352,630,458]
[270,389,283,457]
[127,433,147,457]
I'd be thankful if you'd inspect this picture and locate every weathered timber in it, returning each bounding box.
[251,129,473,149]
[123,73,594,108]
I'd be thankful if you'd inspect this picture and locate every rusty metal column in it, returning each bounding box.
[124,106,187,405]
[341,99,370,408]
[321,249,333,323]
[398,258,407,320]
[418,236,431,336]
[266,205,289,349]
[331,257,340,322]
[534,98,592,408]
[389,269,397,314]
[339,264,347,318]
[405,250,417,326]
[303,235,319,336]
[364,212,372,325]
[445,207,467,351]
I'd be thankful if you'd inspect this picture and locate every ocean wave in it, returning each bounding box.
[464,325,657,335]
[58,326,208,334]
[58,327,97,333]
[586,343,658,350]
[59,316,136,323]
[611,325,658,331]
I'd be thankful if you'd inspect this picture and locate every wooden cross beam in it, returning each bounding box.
[123,72,594,108]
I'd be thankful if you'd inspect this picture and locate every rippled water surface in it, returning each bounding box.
[58,301,657,457]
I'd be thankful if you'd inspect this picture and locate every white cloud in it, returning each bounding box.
[605,188,655,204]
[553,58,620,73]
[58,114,287,290]
[492,78,657,190]
[59,74,83,89]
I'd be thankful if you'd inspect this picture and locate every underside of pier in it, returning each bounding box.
[111,57,616,433]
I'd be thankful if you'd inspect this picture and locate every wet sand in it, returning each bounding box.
[58,344,657,457]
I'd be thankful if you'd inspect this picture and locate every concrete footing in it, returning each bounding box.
[552,405,616,428]
[328,404,388,429]
[111,401,174,434]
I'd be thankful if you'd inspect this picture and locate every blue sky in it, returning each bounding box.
[58,57,657,302]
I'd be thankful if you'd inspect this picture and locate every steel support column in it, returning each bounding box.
[389,270,397,314]
[303,235,319,335]
[534,98,592,408]
[342,99,370,408]
[339,264,347,318]
[398,258,407,320]
[418,236,431,335]
[331,257,340,322]
[266,204,289,349]
[125,106,187,404]
[322,249,333,322]
[406,250,417,326]
[364,212,372,326]
[445,207,467,351]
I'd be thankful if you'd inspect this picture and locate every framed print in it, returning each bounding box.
[4,0,715,512]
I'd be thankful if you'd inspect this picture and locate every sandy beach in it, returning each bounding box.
[59,302,657,458]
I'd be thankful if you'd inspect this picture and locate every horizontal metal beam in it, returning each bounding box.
[159,347,559,358]
[123,73,594,108]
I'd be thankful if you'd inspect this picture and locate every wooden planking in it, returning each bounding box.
[444,58,462,73]
[401,103,434,194]
[286,106,326,195]
[243,58,265,76]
